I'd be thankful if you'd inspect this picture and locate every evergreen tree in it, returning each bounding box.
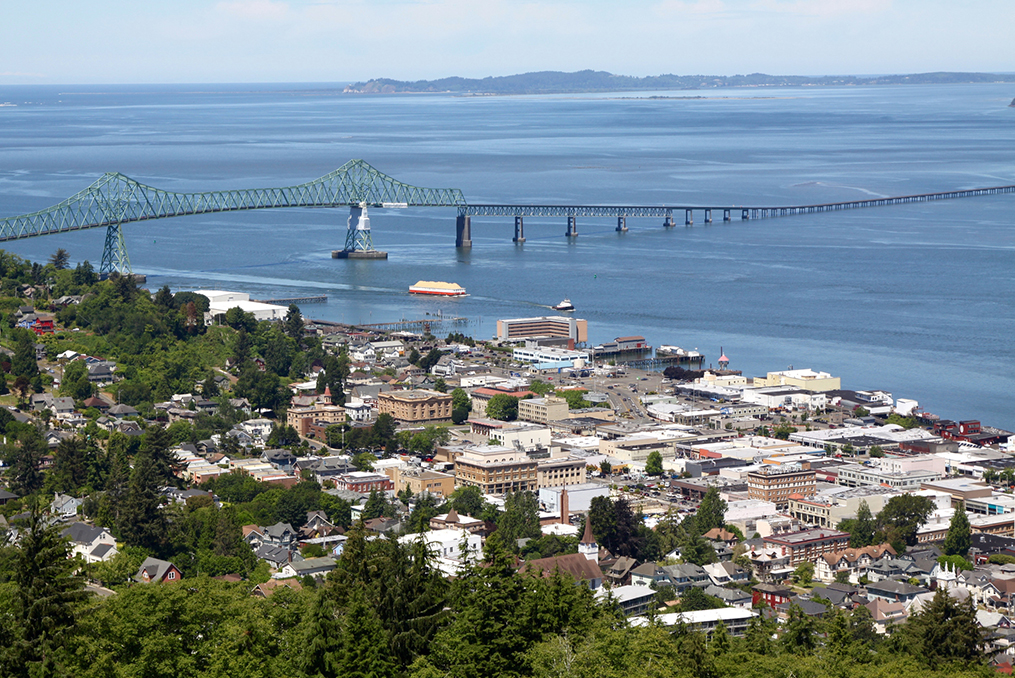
[781,603,820,655]
[117,452,169,556]
[497,491,541,550]
[51,436,91,494]
[695,487,727,534]
[139,424,180,488]
[900,588,988,669]
[422,532,530,678]
[845,499,876,547]
[283,304,304,345]
[48,248,71,270]
[8,427,45,496]
[11,330,39,380]
[1,502,88,677]
[333,588,397,678]
[942,502,972,557]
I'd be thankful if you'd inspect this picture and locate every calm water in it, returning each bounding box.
[0,83,1013,428]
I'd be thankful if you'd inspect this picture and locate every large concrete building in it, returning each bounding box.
[753,369,841,393]
[197,290,288,325]
[747,464,817,507]
[518,396,570,425]
[496,316,588,342]
[378,389,452,423]
[453,445,538,495]
[536,457,588,488]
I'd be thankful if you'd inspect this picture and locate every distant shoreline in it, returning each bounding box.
[344,69,1015,96]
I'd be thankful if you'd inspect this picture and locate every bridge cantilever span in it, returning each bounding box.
[0,159,466,275]
[1,159,1013,271]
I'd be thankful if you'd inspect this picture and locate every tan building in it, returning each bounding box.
[453,445,538,495]
[378,389,452,423]
[747,464,817,507]
[391,468,456,498]
[286,387,345,436]
[536,457,587,488]
[752,369,841,392]
[518,396,569,425]
[496,316,588,342]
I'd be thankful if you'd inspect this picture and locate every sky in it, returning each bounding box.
[1,0,1013,85]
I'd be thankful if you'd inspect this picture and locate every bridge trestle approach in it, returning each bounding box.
[2,160,1014,262]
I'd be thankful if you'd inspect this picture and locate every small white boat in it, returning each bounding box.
[553,298,575,311]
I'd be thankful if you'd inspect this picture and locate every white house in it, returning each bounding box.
[60,523,118,563]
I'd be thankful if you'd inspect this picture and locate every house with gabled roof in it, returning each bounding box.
[135,557,182,584]
[523,552,604,589]
[60,522,118,563]
[251,579,303,598]
[815,543,897,583]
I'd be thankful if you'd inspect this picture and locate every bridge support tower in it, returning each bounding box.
[513,216,525,243]
[704,209,712,224]
[616,216,627,232]
[723,209,731,222]
[566,216,577,237]
[741,209,750,220]
[332,204,388,259]
[685,209,693,225]
[664,214,675,228]
[455,215,472,248]
[100,221,132,278]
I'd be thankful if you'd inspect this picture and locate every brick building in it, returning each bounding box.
[334,472,394,493]
[747,464,816,508]
[763,528,850,566]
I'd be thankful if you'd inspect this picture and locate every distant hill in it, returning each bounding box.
[345,70,1015,94]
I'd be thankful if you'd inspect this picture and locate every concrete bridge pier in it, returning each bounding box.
[704,209,712,224]
[685,209,693,226]
[566,215,578,237]
[513,216,525,243]
[616,216,628,232]
[664,215,675,228]
[723,209,731,222]
[455,215,472,247]
[741,209,750,220]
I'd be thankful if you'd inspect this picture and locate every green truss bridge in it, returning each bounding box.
[1,158,1013,275]
[0,159,466,276]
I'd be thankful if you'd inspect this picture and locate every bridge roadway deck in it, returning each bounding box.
[462,184,1015,219]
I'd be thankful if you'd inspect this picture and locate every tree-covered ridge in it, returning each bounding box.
[347,69,1015,94]
[0,507,998,678]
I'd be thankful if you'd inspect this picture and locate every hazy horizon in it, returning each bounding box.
[3,1,1013,85]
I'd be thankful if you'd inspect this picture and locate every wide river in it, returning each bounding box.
[0,82,1013,428]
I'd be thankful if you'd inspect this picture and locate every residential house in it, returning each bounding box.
[523,552,605,589]
[703,584,753,608]
[135,557,183,583]
[661,563,712,594]
[278,556,337,580]
[866,598,908,634]
[60,523,118,563]
[50,493,82,519]
[752,583,794,608]
[864,579,930,604]
[251,579,303,598]
[630,562,669,587]
[604,556,638,587]
[254,544,292,570]
[815,543,897,583]
[703,561,751,587]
